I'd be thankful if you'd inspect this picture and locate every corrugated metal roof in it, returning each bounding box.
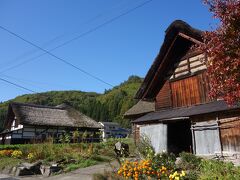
[133,100,239,123]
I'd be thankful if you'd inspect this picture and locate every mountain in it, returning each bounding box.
[0,75,142,131]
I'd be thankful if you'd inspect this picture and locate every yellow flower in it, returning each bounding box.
[173,171,178,176]
[11,150,23,158]
[175,177,180,180]
[180,170,186,177]
[161,166,167,171]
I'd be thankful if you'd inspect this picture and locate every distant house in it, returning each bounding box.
[0,102,101,144]
[99,122,129,139]
[125,20,240,156]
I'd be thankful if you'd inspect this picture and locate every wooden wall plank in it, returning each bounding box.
[155,81,172,110]
[170,74,209,108]
[220,117,240,152]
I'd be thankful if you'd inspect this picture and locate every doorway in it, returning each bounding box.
[167,120,192,154]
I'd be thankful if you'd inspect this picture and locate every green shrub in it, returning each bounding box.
[0,144,20,150]
[199,160,240,180]
[152,152,176,169]
[137,135,155,159]
[179,152,202,170]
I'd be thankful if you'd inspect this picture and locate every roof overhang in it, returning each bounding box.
[135,20,203,100]
[133,100,240,123]
[124,100,155,118]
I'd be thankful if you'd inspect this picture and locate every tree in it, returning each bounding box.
[200,0,240,105]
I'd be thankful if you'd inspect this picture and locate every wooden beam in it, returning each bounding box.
[142,35,179,99]
[178,32,202,45]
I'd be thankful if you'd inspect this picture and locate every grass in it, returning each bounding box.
[0,157,22,171]
[64,154,112,172]
[198,159,240,180]
[65,159,98,172]
[0,138,134,173]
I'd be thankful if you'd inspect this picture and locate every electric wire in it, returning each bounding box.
[0,0,143,72]
[0,0,130,70]
[0,0,154,88]
[0,77,36,93]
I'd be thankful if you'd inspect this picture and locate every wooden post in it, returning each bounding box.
[217,116,223,157]
[191,121,196,154]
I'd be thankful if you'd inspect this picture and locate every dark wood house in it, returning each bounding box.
[0,102,101,144]
[125,20,240,156]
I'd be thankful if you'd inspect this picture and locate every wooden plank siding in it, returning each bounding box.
[155,81,172,110]
[155,54,209,109]
[220,117,240,152]
[170,73,209,108]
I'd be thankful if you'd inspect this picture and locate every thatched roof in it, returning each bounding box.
[5,102,101,129]
[133,100,240,123]
[124,100,155,118]
[135,20,203,99]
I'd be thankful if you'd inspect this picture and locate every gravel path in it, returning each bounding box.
[0,160,119,180]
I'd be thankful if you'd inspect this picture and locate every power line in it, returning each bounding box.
[0,0,154,85]
[0,0,132,71]
[0,34,63,70]
[0,72,71,89]
[0,24,115,87]
[0,77,36,93]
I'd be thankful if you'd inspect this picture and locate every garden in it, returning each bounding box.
[1,137,240,179]
[0,138,134,174]
[94,137,240,180]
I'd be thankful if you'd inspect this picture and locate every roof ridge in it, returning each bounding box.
[11,102,64,110]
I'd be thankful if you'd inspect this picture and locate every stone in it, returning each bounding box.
[175,157,183,168]
[50,165,62,174]
[40,165,51,177]
[114,142,129,157]
[14,161,42,176]
[40,164,62,177]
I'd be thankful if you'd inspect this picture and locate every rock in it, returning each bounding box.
[40,164,62,177]
[175,157,183,168]
[114,142,129,157]
[40,165,51,177]
[50,165,62,174]
[68,159,76,164]
[14,161,42,176]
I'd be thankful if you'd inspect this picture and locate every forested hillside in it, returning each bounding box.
[0,76,142,131]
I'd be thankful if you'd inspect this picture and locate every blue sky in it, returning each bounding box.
[0,0,216,102]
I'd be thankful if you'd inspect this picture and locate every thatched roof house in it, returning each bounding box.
[135,20,202,99]
[4,102,101,129]
[125,20,240,156]
[1,102,101,144]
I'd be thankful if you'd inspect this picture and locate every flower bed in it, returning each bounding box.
[0,149,23,158]
[117,159,186,180]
